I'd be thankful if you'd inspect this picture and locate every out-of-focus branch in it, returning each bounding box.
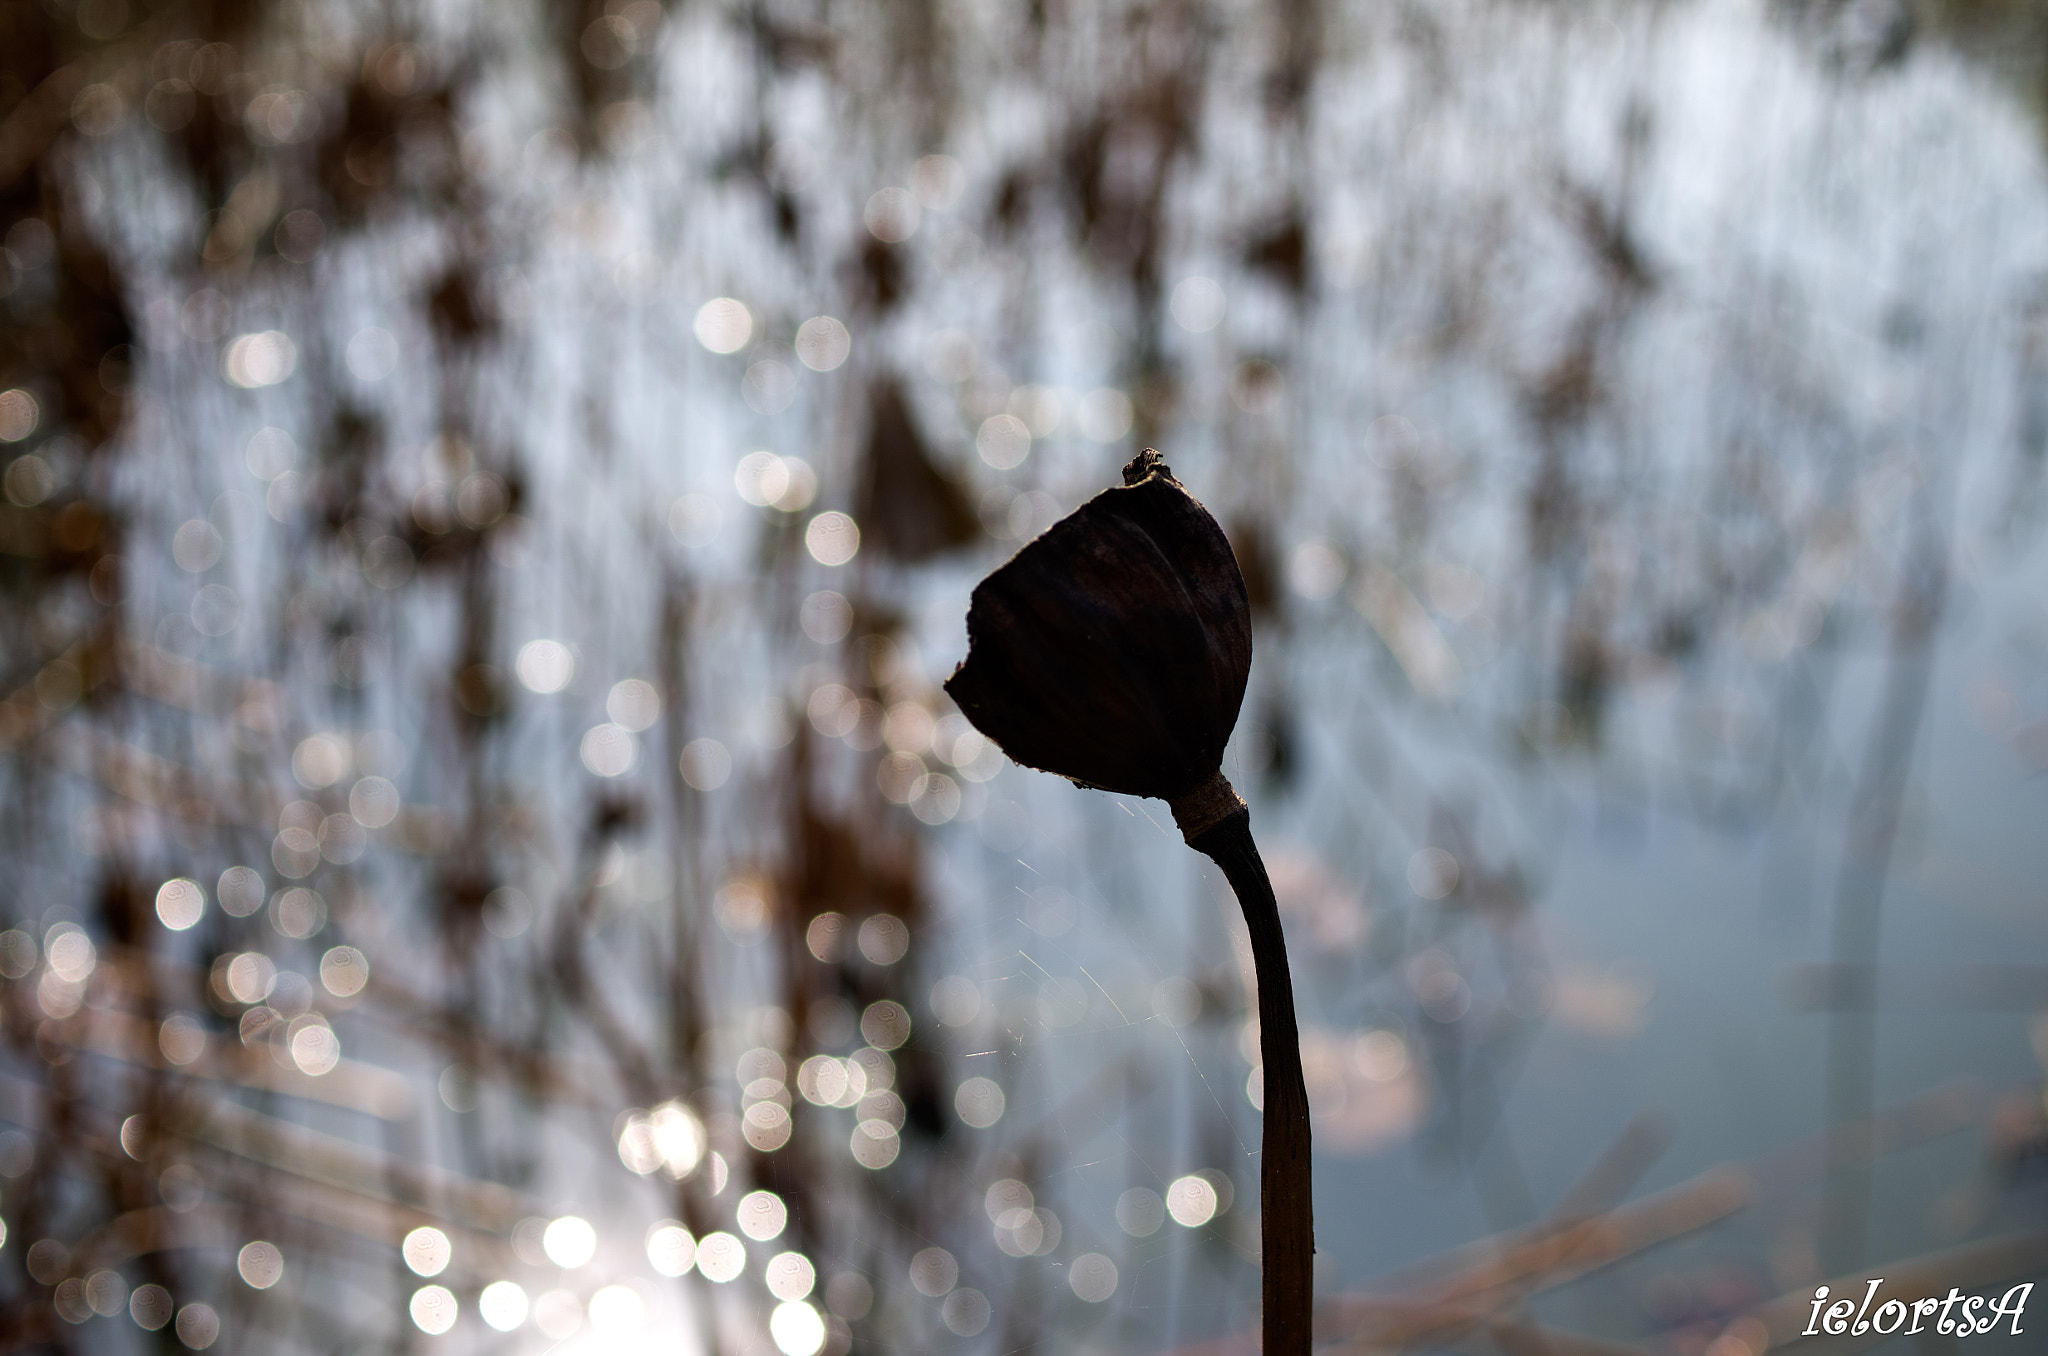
[48,1002,416,1119]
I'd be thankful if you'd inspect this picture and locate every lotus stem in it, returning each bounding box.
[1179,774,1313,1354]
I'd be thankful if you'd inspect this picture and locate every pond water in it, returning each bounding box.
[4,0,2047,1352]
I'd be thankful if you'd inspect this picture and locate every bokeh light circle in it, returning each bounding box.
[694,298,752,353]
[237,1240,283,1288]
[766,1251,816,1301]
[542,1216,597,1268]
[695,1231,746,1282]
[737,1189,788,1241]
[805,511,860,567]
[1167,1175,1218,1227]
[1068,1252,1118,1302]
[478,1280,528,1331]
[769,1300,827,1356]
[155,878,205,930]
[401,1226,450,1277]
[409,1284,457,1334]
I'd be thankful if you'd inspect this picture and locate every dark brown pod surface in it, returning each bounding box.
[944,450,1252,801]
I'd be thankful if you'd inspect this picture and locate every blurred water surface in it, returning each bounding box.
[3,0,2048,1352]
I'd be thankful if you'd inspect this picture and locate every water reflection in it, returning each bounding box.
[1,0,2044,1352]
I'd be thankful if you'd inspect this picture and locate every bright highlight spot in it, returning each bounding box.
[290,1024,340,1075]
[158,1014,206,1065]
[770,1300,827,1356]
[850,1119,900,1169]
[1167,1174,1218,1227]
[319,946,370,997]
[605,678,660,732]
[860,1001,911,1050]
[349,776,400,827]
[646,1222,696,1276]
[534,1289,582,1338]
[580,724,637,777]
[695,298,753,354]
[679,738,732,790]
[695,1231,745,1282]
[155,879,205,930]
[737,1189,787,1241]
[797,1054,853,1105]
[543,1216,597,1268]
[516,640,575,693]
[795,316,851,371]
[410,1285,457,1334]
[237,1240,283,1288]
[402,1226,451,1277]
[766,1251,816,1301]
[223,331,298,388]
[479,1280,528,1331]
[976,414,1030,469]
[588,1284,644,1335]
[805,511,860,566]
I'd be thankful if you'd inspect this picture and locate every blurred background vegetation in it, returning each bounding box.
[3,0,2047,1353]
